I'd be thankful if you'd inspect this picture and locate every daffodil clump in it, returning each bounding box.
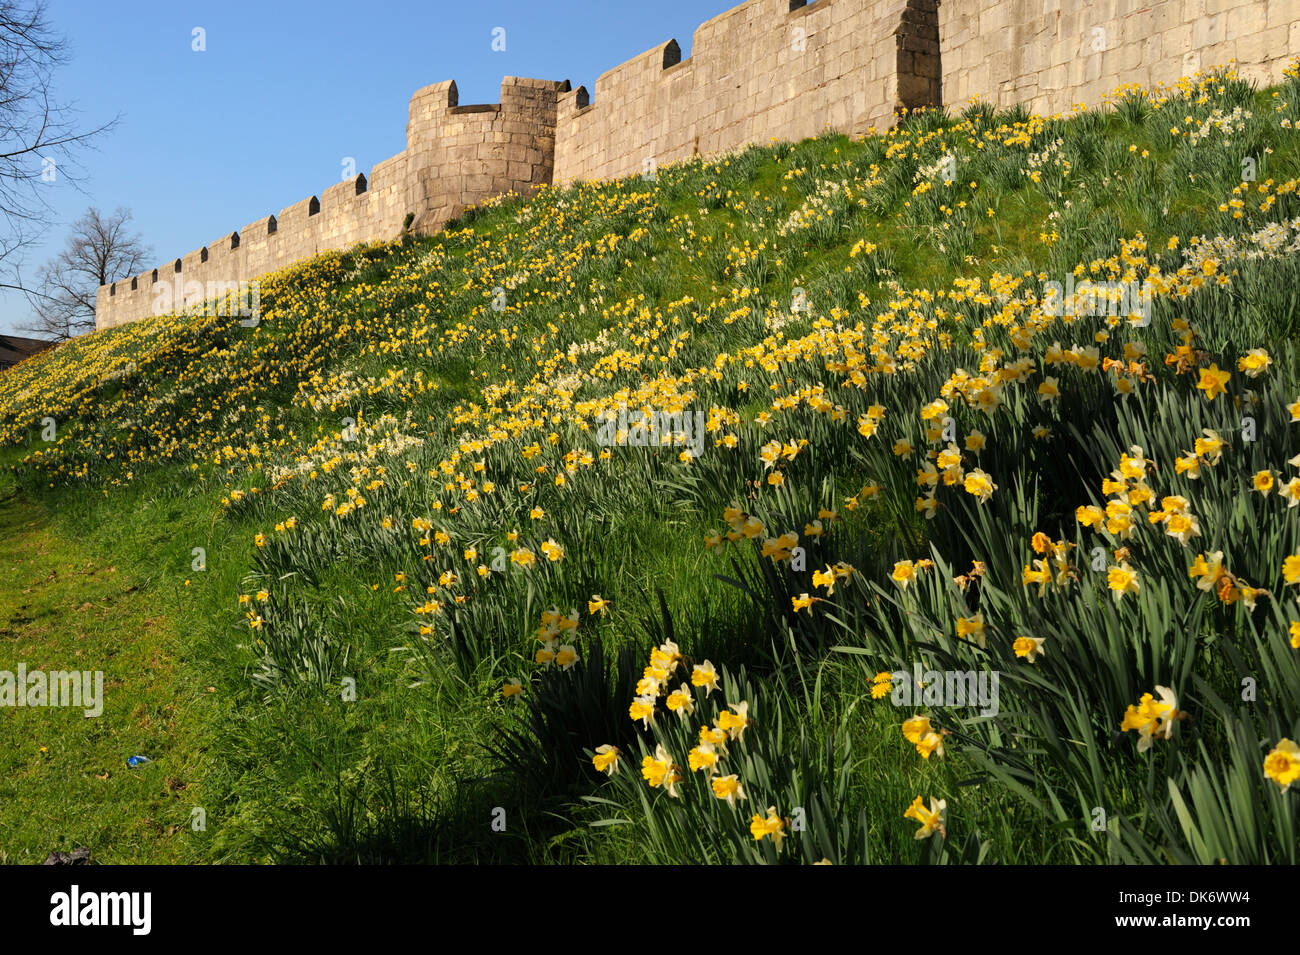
[3,62,1300,864]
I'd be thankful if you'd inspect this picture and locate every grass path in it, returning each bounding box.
[0,486,203,863]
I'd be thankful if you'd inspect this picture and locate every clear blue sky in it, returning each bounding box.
[0,0,743,335]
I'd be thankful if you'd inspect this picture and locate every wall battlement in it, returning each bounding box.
[553,0,942,185]
[94,0,1299,331]
[95,76,568,329]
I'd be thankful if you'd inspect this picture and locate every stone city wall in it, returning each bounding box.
[94,0,1295,331]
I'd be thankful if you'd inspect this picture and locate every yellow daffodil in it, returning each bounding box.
[717,701,750,741]
[1196,364,1230,401]
[1013,635,1047,661]
[963,468,996,503]
[1264,739,1300,792]
[812,565,836,594]
[1237,349,1271,377]
[592,744,619,776]
[904,795,946,839]
[1120,686,1181,751]
[688,742,719,774]
[792,593,821,612]
[641,744,682,796]
[1108,562,1140,600]
[956,613,987,648]
[711,773,746,806]
[892,559,917,588]
[749,807,786,848]
[665,683,694,719]
[629,696,656,728]
[691,660,720,696]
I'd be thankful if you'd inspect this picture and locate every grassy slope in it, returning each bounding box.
[0,473,204,862]
[1,66,1298,863]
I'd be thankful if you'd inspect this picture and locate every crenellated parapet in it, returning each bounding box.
[95,77,568,330]
[94,0,1300,331]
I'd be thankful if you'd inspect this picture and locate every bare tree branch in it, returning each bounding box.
[17,205,149,339]
[0,1,121,285]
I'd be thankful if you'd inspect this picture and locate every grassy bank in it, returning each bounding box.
[0,474,204,863]
[1,63,1299,863]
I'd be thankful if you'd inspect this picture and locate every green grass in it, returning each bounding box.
[0,474,205,863]
[2,65,1299,863]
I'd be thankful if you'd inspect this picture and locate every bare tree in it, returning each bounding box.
[18,206,148,338]
[0,1,118,290]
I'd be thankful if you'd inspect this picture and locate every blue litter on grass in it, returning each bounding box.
[126,755,151,768]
